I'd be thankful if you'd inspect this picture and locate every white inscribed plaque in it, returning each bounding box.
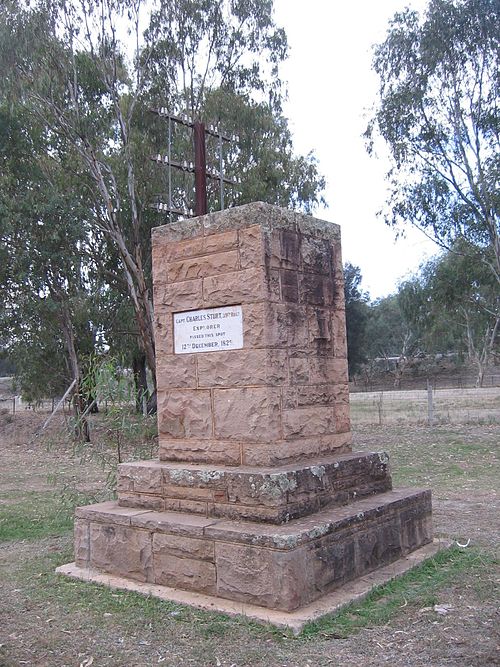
[173,305,243,354]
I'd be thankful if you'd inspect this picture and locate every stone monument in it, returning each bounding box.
[58,202,435,629]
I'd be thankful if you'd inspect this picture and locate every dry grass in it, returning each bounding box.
[0,402,499,667]
[350,386,500,425]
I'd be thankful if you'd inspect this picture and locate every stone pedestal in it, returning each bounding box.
[62,203,433,622]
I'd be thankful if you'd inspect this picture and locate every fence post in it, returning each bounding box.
[377,392,384,426]
[427,379,434,426]
[12,397,16,417]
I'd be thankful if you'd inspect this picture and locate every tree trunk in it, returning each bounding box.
[58,297,90,442]
[132,353,149,414]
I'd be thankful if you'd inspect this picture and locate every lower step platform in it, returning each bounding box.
[58,539,444,634]
[71,488,432,613]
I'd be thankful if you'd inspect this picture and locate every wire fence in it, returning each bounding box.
[350,373,500,393]
[350,386,500,426]
[2,386,499,427]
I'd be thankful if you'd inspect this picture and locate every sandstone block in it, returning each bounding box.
[202,267,265,306]
[238,224,264,268]
[157,278,203,309]
[332,311,347,357]
[153,533,214,562]
[156,355,197,390]
[213,387,281,442]
[280,269,300,303]
[153,550,216,594]
[130,510,219,536]
[164,230,238,262]
[167,250,239,282]
[241,302,266,347]
[157,390,212,439]
[283,406,336,439]
[90,523,153,583]
[311,535,356,592]
[301,236,333,276]
[301,272,334,307]
[289,357,349,385]
[335,402,351,433]
[118,493,164,511]
[308,307,333,354]
[215,542,314,611]
[159,438,241,466]
[117,462,163,494]
[356,523,403,576]
[283,385,336,409]
[279,229,301,270]
[265,302,308,350]
[197,349,287,388]
[74,519,90,568]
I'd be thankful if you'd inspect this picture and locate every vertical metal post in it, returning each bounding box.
[193,121,208,216]
[427,379,434,426]
[167,116,172,223]
[219,132,224,210]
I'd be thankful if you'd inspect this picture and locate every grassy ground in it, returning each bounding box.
[350,387,500,426]
[0,408,499,666]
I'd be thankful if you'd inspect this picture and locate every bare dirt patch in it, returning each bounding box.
[0,412,498,667]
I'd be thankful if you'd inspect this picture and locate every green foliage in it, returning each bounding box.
[343,263,370,376]
[395,241,499,384]
[0,491,74,542]
[368,0,500,287]
[0,0,325,402]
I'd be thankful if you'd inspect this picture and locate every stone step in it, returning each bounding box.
[74,487,432,612]
[117,451,392,523]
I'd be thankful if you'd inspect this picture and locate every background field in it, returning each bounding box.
[0,392,498,667]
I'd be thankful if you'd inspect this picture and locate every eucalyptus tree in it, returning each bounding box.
[367,0,500,288]
[1,0,324,397]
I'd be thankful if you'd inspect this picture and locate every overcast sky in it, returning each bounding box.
[273,0,437,299]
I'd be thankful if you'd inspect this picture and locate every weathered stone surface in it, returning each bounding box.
[215,542,314,611]
[117,462,163,494]
[153,551,217,594]
[241,302,266,347]
[157,390,212,439]
[197,349,287,387]
[158,438,241,465]
[301,236,333,276]
[282,406,336,439]
[238,224,264,268]
[118,493,164,511]
[157,278,203,309]
[115,452,393,523]
[334,402,351,433]
[202,267,265,306]
[164,230,238,262]
[213,387,281,442]
[153,532,214,562]
[265,303,308,350]
[282,385,336,410]
[156,354,197,389]
[130,510,219,536]
[301,273,334,307]
[332,311,347,357]
[90,523,153,583]
[289,357,349,385]
[167,250,239,282]
[242,432,351,466]
[74,519,90,568]
[280,269,300,303]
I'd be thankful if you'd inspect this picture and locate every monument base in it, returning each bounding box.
[66,487,432,613]
[57,539,445,634]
